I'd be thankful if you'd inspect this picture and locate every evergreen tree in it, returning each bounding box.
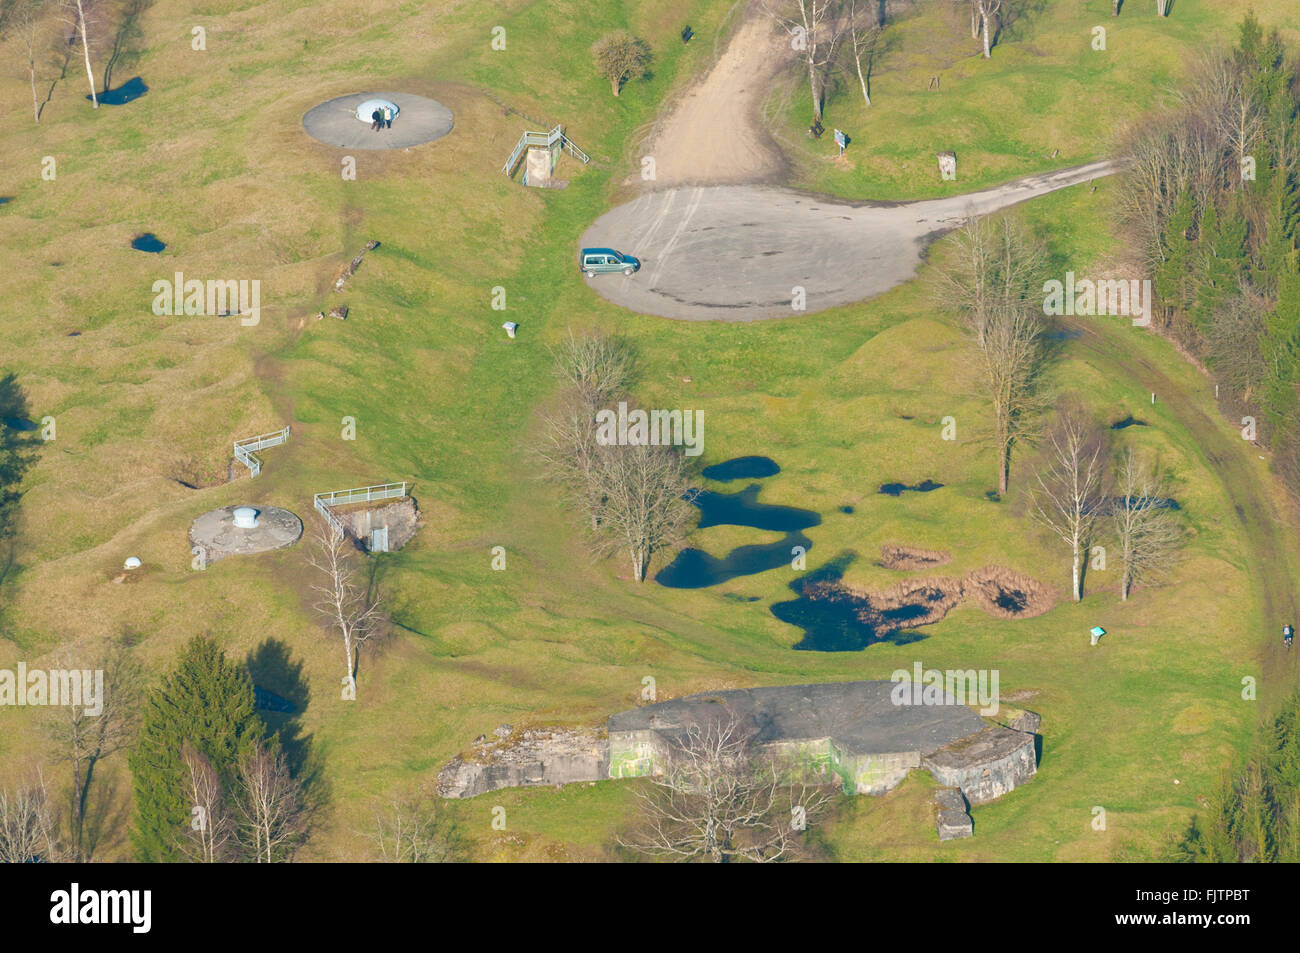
[129,636,266,862]
[1156,189,1198,319]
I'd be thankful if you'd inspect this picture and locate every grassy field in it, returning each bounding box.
[1,0,1296,861]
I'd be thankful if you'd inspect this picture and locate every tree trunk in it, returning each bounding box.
[981,4,992,58]
[1071,548,1082,602]
[76,0,97,108]
[1112,0,1119,15]
[29,64,40,123]
[342,630,354,687]
[808,62,821,121]
[998,445,1009,495]
[971,7,980,38]
[855,51,871,107]
[611,78,620,97]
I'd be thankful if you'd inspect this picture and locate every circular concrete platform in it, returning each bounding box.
[302,92,453,150]
[189,505,303,565]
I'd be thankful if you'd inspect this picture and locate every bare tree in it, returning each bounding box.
[550,329,636,409]
[951,0,1004,58]
[48,642,141,861]
[1112,448,1183,601]
[536,385,608,531]
[59,0,96,107]
[764,0,845,123]
[5,0,52,122]
[591,31,651,97]
[591,442,695,582]
[366,793,460,862]
[1030,402,1108,602]
[180,744,235,863]
[234,744,305,863]
[0,770,60,862]
[620,716,834,862]
[307,517,384,698]
[845,0,882,108]
[933,214,1046,494]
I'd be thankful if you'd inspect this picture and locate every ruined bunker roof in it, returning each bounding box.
[608,681,988,757]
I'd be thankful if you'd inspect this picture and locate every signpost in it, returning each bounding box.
[833,128,847,156]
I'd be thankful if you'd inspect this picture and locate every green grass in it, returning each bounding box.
[0,0,1294,861]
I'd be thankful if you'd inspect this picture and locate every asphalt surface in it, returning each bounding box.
[579,160,1118,321]
[302,92,453,150]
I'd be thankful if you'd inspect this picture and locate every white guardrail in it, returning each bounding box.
[313,482,407,538]
[501,125,590,175]
[233,426,290,478]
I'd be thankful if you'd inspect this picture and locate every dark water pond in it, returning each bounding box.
[701,456,780,482]
[1111,416,1147,430]
[655,481,821,589]
[131,233,165,253]
[254,685,297,714]
[771,563,930,652]
[2,417,37,431]
[94,77,148,105]
[0,197,11,206]
[878,479,943,496]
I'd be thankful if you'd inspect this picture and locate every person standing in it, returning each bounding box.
[371,108,383,132]
[384,106,393,129]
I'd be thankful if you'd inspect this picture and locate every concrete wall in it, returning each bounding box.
[923,727,1036,805]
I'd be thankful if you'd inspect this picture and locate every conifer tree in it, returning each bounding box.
[129,636,265,862]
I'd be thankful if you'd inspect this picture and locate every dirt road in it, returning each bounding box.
[641,13,789,187]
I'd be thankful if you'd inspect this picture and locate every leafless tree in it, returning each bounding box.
[1029,401,1108,602]
[536,385,608,531]
[234,744,305,863]
[591,30,651,97]
[47,642,141,861]
[845,0,882,108]
[366,793,459,862]
[1206,290,1269,406]
[1112,448,1183,601]
[4,0,53,122]
[620,716,835,862]
[590,442,695,582]
[933,214,1046,494]
[59,0,96,107]
[950,0,1004,58]
[180,744,235,863]
[764,0,846,122]
[307,516,384,698]
[0,769,60,862]
[550,329,636,409]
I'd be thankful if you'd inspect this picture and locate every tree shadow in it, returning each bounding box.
[102,0,153,95]
[78,768,133,861]
[0,373,41,546]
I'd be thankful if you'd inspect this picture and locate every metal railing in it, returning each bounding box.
[233,426,290,478]
[501,125,589,176]
[313,482,407,538]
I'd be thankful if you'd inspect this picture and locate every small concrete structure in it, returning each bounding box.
[937,151,957,181]
[302,92,453,150]
[123,556,142,569]
[189,505,303,564]
[935,787,973,841]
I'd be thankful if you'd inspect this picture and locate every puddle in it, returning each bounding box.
[701,456,780,482]
[878,479,943,496]
[656,481,820,589]
[131,233,165,253]
[2,417,38,431]
[1110,416,1147,430]
[0,197,12,206]
[770,560,931,652]
[840,505,854,514]
[1046,328,1083,341]
[94,77,148,105]
[254,685,297,714]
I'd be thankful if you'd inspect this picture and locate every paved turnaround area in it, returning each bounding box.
[302,92,454,150]
[579,160,1118,321]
